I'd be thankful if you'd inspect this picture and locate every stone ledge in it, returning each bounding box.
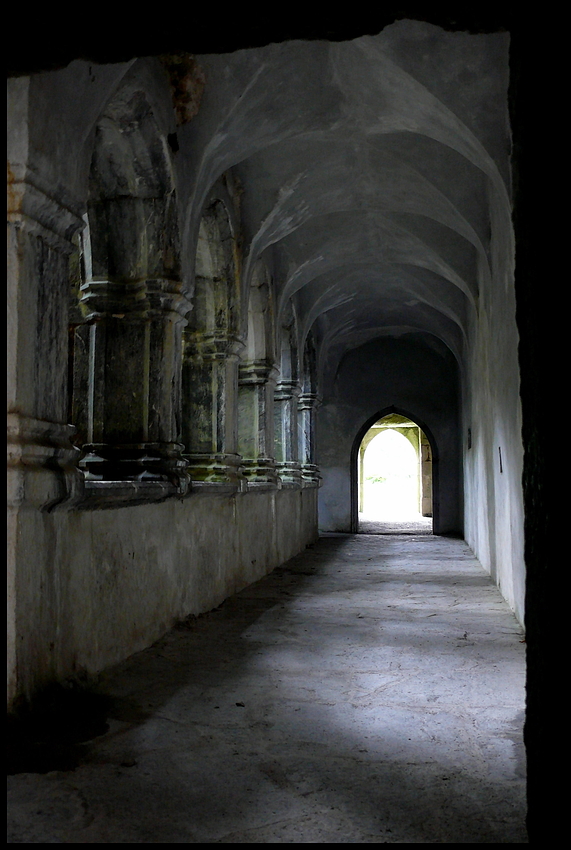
[55,481,242,511]
[52,473,320,510]
[76,480,179,510]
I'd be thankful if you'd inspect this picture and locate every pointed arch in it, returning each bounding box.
[69,83,189,492]
[181,187,244,486]
[274,299,302,487]
[298,329,321,486]
[238,260,278,487]
[350,405,439,533]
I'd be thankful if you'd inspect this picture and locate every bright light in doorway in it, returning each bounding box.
[362,429,419,519]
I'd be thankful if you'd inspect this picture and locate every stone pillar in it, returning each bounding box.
[7,167,85,512]
[77,277,190,493]
[421,433,433,517]
[7,153,86,706]
[182,332,246,489]
[274,380,302,488]
[298,392,321,486]
[359,445,366,513]
[238,360,279,489]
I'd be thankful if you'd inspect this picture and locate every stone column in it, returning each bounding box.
[238,360,278,489]
[421,433,433,516]
[182,332,246,489]
[77,277,190,494]
[7,156,86,706]
[274,380,302,488]
[298,392,321,486]
[8,168,85,512]
[359,445,366,513]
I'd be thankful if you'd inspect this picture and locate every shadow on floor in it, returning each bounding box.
[7,535,527,843]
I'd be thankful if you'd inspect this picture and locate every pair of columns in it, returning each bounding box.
[184,345,321,490]
[8,179,320,511]
[239,367,321,489]
[274,381,321,488]
[75,277,191,495]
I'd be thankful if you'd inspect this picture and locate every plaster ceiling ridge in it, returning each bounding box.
[275,216,477,313]
[331,323,455,350]
[362,139,492,281]
[317,322,461,388]
[330,36,511,211]
[186,33,510,252]
[286,208,478,306]
[309,275,464,350]
[241,173,312,298]
[320,293,462,350]
[277,255,327,321]
[376,217,477,307]
[291,262,468,343]
[298,282,358,345]
[238,138,489,284]
[188,43,343,194]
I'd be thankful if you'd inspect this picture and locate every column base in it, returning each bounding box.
[301,464,322,487]
[7,414,84,510]
[276,461,303,489]
[184,453,247,490]
[80,443,190,495]
[241,458,279,490]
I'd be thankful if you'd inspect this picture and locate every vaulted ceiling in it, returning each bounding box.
[178,21,511,387]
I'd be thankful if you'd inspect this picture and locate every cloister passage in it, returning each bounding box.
[7,533,527,843]
[358,414,433,535]
[8,15,551,841]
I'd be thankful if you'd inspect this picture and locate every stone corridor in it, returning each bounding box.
[7,534,527,843]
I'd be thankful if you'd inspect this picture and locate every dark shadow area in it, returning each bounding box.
[7,681,111,775]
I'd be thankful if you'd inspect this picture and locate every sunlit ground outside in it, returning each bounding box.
[359,429,432,532]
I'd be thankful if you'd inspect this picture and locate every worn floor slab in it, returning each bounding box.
[7,534,527,843]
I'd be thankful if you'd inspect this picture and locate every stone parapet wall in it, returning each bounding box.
[8,487,318,709]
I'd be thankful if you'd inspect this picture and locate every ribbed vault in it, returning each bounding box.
[177,22,510,388]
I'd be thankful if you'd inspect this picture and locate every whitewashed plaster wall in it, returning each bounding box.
[8,488,317,706]
[462,182,524,624]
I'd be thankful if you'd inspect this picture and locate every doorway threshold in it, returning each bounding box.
[358,516,433,535]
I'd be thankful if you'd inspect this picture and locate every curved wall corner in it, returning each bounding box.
[317,337,462,536]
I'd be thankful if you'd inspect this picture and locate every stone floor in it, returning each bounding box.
[358,515,433,535]
[7,534,527,843]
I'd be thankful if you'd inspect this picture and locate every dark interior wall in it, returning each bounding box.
[508,25,551,845]
[317,336,461,535]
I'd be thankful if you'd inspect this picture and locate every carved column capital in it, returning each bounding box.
[79,279,148,321]
[142,279,192,323]
[239,359,278,386]
[275,379,301,401]
[80,278,192,323]
[184,331,245,360]
[297,392,321,411]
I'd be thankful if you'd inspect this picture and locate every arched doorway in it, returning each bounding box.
[354,412,434,534]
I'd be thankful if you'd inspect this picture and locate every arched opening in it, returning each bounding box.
[237,261,278,488]
[181,189,244,487]
[274,300,302,488]
[68,85,189,492]
[352,411,435,534]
